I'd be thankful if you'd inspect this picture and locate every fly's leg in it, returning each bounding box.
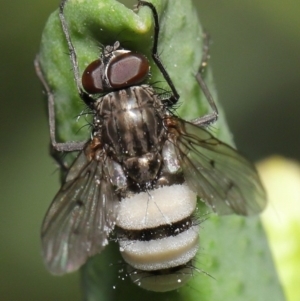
[59,0,94,108]
[35,57,85,170]
[34,57,87,154]
[137,1,179,106]
[190,32,218,126]
[138,1,218,126]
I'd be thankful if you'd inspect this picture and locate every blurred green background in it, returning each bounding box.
[1,0,299,300]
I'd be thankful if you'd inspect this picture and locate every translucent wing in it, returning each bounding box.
[168,118,267,215]
[41,146,119,275]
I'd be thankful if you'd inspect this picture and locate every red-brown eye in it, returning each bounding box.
[82,59,104,94]
[107,53,149,88]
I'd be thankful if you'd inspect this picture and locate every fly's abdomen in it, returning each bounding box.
[96,85,165,182]
[116,184,199,292]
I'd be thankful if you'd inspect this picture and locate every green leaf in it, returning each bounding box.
[37,0,284,300]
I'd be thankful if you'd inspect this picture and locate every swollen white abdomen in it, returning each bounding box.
[116,184,199,292]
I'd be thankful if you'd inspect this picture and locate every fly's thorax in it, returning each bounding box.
[94,85,166,182]
[115,183,199,291]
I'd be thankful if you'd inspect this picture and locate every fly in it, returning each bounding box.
[35,0,267,292]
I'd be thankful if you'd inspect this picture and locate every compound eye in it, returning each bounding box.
[82,59,104,94]
[107,52,149,88]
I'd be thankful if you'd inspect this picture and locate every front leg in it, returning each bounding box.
[34,56,87,155]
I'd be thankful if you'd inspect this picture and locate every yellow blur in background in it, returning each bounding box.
[259,157,300,301]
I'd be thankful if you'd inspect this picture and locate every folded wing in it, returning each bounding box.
[169,118,266,215]
[41,148,119,275]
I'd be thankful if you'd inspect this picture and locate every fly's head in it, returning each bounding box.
[82,41,150,95]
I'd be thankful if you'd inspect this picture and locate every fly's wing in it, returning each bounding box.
[41,149,119,275]
[169,118,266,215]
